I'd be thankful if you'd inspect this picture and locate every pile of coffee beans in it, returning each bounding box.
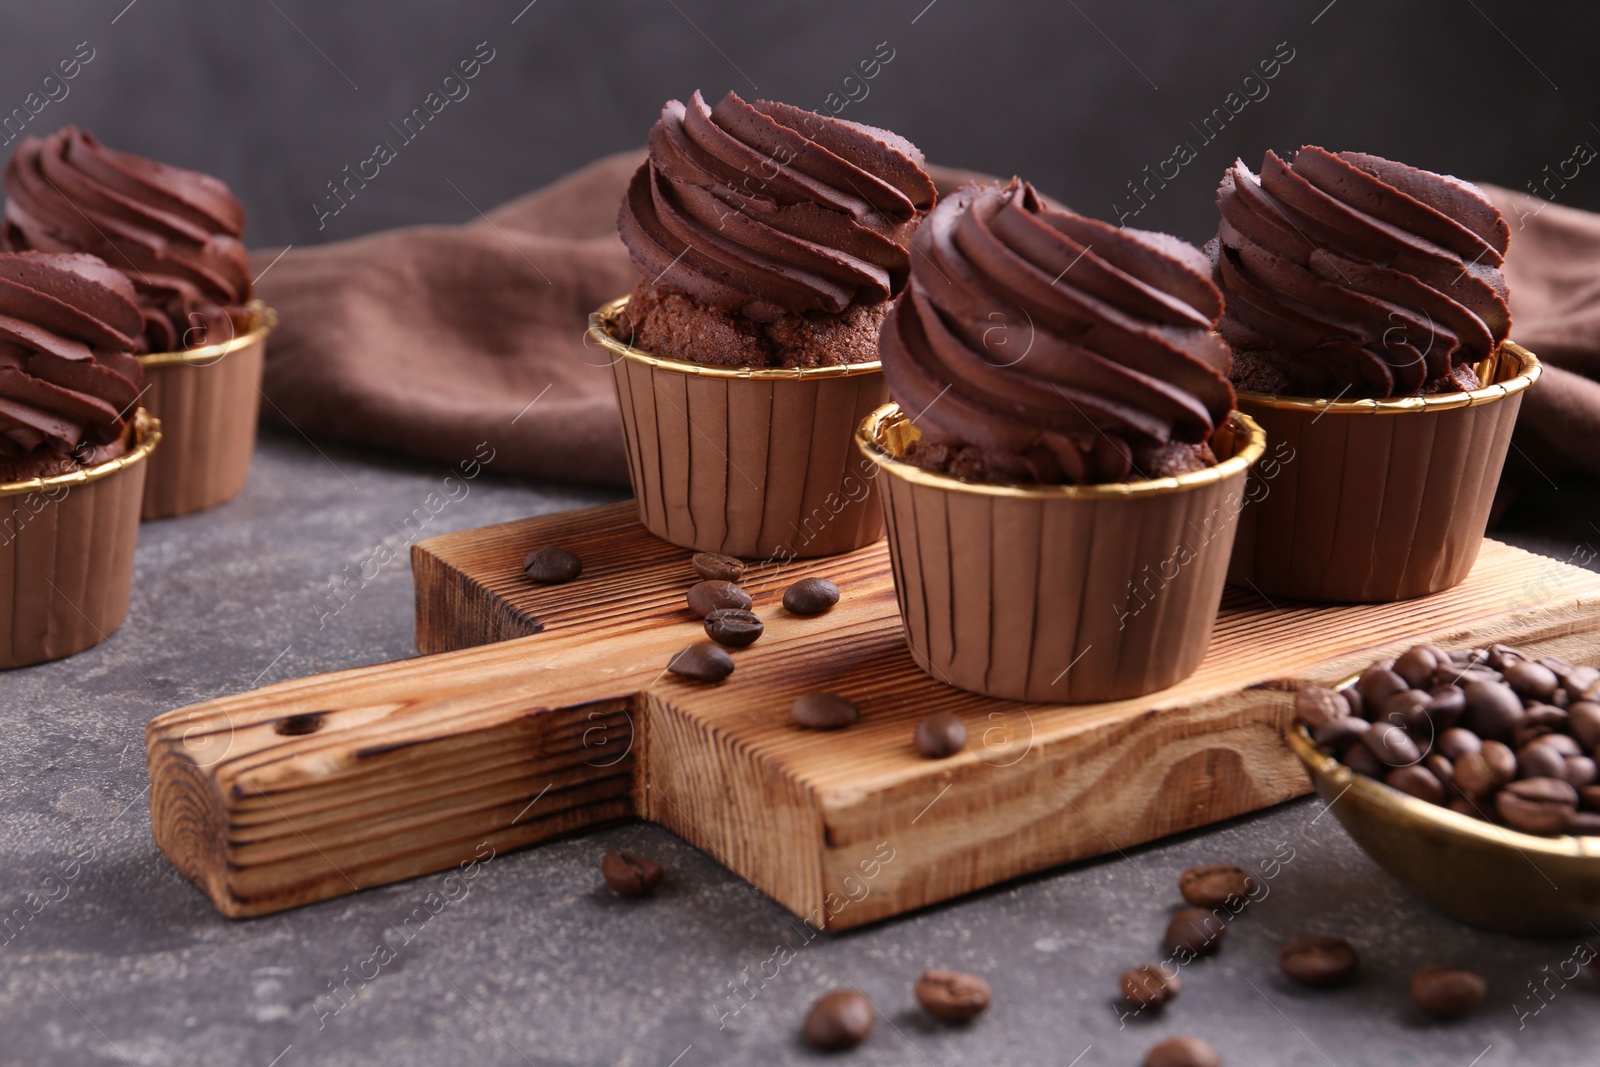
[666,557,848,683]
[1296,643,1600,835]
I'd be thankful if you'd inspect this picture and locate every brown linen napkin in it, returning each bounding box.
[253,151,990,485]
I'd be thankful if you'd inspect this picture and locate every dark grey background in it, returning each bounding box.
[1,0,1596,248]
[4,3,1600,1066]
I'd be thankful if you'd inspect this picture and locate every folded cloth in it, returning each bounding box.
[1479,184,1600,485]
[254,151,989,485]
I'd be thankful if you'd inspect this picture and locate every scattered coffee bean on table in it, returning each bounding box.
[914,711,967,758]
[1278,937,1359,987]
[1296,643,1600,837]
[692,551,746,583]
[791,692,859,730]
[914,969,991,1021]
[1144,1035,1221,1067]
[522,546,582,584]
[1178,863,1255,908]
[1410,966,1485,1020]
[1120,963,1181,1010]
[803,989,874,1050]
[783,577,840,615]
[1164,907,1226,957]
[704,608,763,649]
[600,850,663,897]
[667,643,735,683]
[687,580,752,617]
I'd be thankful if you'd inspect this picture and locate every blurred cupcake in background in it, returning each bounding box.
[4,127,274,518]
[0,250,159,668]
[1210,147,1540,602]
[593,90,936,559]
[860,179,1264,703]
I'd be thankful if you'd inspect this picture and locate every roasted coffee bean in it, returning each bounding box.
[1361,721,1422,768]
[1567,811,1600,835]
[1564,667,1600,702]
[703,607,763,649]
[1410,966,1485,1020]
[1462,681,1523,743]
[1343,742,1384,778]
[691,551,746,583]
[1539,656,1577,682]
[667,642,735,683]
[1422,686,1466,732]
[914,969,991,1021]
[1315,716,1369,754]
[522,546,582,584]
[1388,764,1446,805]
[1120,963,1181,1010]
[1498,777,1578,834]
[1454,748,1506,798]
[1394,646,1441,688]
[1294,686,1350,730]
[1144,1036,1221,1067]
[783,577,840,615]
[601,850,664,896]
[1569,702,1600,752]
[1438,727,1481,761]
[1581,784,1600,811]
[1505,661,1560,703]
[1487,643,1526,672]
[1164,907,1226,957]
[1357,667,1410,714]
[913,711,967,758]
[803,989,874,1050]
[1452,667,1504,689]
[1383,690,1433,735]
[1279,937,1359,986]
[791,691,859,730]
[1423,754,1457,797]
[686,580,752,618]
[1513,705,1569,749]
[1538,732,1582,757]
[1179,863,1256,908]
[1517,742,1569,781]
[1343,685,1367,719]
[1568,756,1600,788]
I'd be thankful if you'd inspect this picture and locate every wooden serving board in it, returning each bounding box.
[148,502,1600,926]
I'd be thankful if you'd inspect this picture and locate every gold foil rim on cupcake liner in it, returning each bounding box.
[588,296,882,381]
[1235,341,1540,415]
[137,301,277,368]
[0,409,162,499]
[856,405,1266,499]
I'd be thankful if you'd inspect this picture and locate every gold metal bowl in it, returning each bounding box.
[1287,683,1600,935]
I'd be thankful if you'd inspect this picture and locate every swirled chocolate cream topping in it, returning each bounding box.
[0,251,144,482]
[616,90,936,367]
[1210,147,1511,398]
[3,126,251,354]
[879,179,1235,485]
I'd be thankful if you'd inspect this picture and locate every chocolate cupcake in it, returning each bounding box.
[4,127,274,518]
[861,180,1265,703]
[0,250,159,669]
[1210,148,1540,602]
[590,91,933,559]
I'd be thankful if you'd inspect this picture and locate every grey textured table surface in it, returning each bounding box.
[3,427,1598,1067]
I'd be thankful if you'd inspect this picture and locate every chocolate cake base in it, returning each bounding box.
[616,281,886,369]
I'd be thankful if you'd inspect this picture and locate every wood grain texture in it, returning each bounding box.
[148,501,1600,924]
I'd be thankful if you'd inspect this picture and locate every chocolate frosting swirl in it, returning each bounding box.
[3,126,251,354]
[1211,147,1511,397]
[617,90,936,322]
[0,251,143,468]
[879,179,1235,485]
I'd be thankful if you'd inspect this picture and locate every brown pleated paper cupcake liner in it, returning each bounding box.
[856,405,1267,704]
[1229,342,1541,603]
[590,297,888,560]
[137,301,276,520]
[0,410,160,670]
